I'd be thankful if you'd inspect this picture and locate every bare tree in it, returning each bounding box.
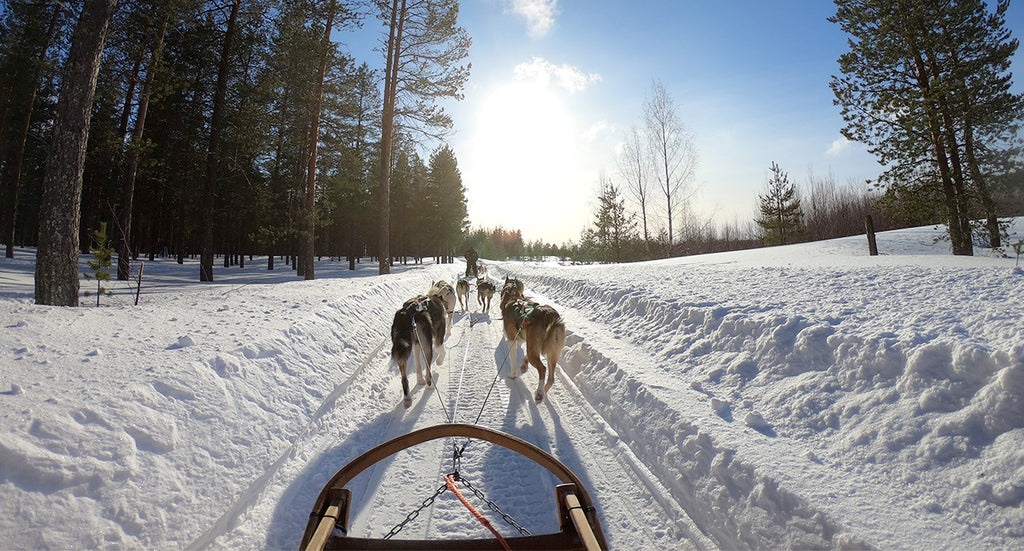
[642,79,697,251]
[35,0,119,306]
[617,124,651,254]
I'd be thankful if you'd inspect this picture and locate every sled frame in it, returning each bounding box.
[299,423,608,551]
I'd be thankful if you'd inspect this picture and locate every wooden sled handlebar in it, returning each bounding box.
[299,423,608,551]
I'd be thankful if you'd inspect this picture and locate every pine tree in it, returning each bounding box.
[35,0,119,307]
[1,3,63,260]
[830,0,1022,255]
[83,222,115,306]
[756,162,804,246]
[581,175,638,262]
[426,145,467,261]
[375,0,471,274]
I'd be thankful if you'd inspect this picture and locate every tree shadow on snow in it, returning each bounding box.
[263,394,431,549]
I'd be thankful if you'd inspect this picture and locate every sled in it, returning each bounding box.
[299,423,608,550]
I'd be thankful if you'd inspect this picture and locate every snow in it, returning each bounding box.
[1,223,1023,550]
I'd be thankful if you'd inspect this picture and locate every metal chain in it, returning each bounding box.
[454,473,532,536]
[386,290,530,541]
[382,482,450,540]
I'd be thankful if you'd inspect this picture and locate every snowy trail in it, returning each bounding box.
[332,282,714,549]
[197,280,713,549]
[5,226,1023,550]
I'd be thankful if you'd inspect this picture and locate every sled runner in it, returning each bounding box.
[299,423,608,550]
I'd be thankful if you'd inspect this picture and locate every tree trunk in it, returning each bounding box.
[963,115,1001,248]
[377,0,405,275]
[118,8,169,280]
[301,2,338,281]
[200,0,241,281]
[911,48,972,255]
[926,48,973,256]
[35,0,119,306]
[5,6,61,259]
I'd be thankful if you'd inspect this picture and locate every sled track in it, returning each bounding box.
[551,362,716,550]
[188,289,714,549]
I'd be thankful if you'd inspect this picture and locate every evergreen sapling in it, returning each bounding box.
[83,222,115,306]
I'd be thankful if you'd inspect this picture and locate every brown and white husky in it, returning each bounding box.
[427,280,456,329]
[391,294,447,408]
[499,276,566,403]
[456,278,471,312]
[477,278,496,313]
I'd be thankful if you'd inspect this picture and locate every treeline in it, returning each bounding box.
[576,169,903,264]
[462,226,570,263]
[0,1,469,284]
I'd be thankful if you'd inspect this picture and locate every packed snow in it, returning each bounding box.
[1,223,1023,550]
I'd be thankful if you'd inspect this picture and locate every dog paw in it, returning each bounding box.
[519,363,529,374]
[534,391,544,403]
[403,397,412,408]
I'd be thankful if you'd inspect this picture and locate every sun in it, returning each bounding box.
[463,80,583,240]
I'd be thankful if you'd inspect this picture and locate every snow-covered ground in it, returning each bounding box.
[1,223,1023,550]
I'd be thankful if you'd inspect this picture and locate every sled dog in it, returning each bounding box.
[477,278,496,313]
[499,276,566,403]
[456,278,471,312]
[427,280,456,328]
[391,294,447,408]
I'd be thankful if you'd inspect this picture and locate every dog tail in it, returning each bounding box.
[542,316,567,365]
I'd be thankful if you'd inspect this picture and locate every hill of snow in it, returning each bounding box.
[1,223,1022,550]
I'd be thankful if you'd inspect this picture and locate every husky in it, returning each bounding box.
[499,276,566,403]
[391,294,447,408]
[477,278,496,313]
[427,280,456,329]
[456,278,471,312]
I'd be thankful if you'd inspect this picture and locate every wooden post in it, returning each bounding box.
[134,261,145,306]
[865,215,879,256]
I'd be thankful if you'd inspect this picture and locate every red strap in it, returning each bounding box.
[444,475,511,551]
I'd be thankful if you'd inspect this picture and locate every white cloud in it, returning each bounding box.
[826,136,852,156]
[509,0,558,36]
[513,57,602,94]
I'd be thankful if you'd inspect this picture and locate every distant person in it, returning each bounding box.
[465,247,478,277]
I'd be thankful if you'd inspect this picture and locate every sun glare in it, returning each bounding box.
[464,81,582,241]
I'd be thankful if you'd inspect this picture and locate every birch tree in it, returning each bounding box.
[618,124,651,254]
[642,80,696,252]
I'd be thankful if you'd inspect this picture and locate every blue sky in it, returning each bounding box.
[347,0,1024,244]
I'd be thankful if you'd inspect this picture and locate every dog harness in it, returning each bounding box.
[515,300,539,326]
[404,296,431,326]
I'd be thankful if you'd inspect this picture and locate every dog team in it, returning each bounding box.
[390,269,564,408]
